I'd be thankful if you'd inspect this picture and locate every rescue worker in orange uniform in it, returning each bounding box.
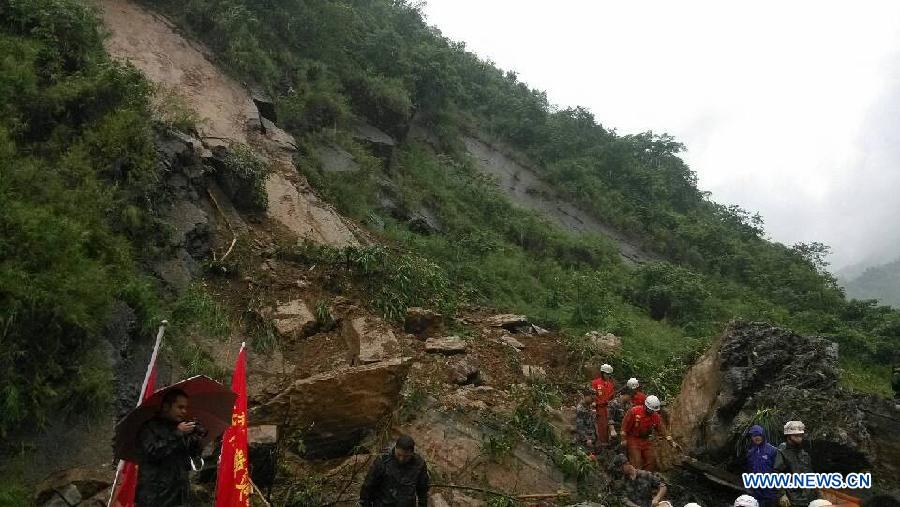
[626,377,647,410]
[592,364,616,445]
[620,395,672,471]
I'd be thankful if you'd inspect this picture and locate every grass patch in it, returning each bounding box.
[840,359,893,397]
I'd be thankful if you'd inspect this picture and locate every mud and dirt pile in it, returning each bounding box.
[667,321,899,487]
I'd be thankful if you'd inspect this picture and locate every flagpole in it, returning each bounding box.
[107,320,168,507]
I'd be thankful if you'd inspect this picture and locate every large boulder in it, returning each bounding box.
[342,316,400,364]
[251,358,411,458]
[666,322,897,485]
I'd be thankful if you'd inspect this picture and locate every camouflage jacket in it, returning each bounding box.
[574,402,597,445]
[621,469,665,507]
[608,398,626,428]
[774,442,817,505]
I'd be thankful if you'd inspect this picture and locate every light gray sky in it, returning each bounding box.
[421,1,900,271]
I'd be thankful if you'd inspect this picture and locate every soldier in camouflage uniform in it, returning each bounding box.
[613,454,668,507]
[607,392,631,444]
[574,389,598,453]
[773,421,819,507]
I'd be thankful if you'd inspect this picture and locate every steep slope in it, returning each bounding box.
[462,135,658,264]
[100,0,359,247]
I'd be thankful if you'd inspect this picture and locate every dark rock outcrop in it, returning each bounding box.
[667,322,899,491]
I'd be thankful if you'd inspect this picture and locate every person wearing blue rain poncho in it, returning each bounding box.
[745,424,778,507]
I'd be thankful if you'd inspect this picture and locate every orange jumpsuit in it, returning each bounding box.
[621,405,667,471]
[631,389,647,410]
[591,376,615,444]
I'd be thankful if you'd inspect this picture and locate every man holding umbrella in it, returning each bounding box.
[114,375,236,507]
[135,389,206,506]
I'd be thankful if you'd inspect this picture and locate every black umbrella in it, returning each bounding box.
[113,375,236,462]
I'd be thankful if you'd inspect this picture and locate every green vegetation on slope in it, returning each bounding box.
[0,0,170,435]
[144,0,899,395]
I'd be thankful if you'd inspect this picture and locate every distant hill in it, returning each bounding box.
[844,257,900,307]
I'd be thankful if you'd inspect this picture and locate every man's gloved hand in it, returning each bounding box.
[779,495,791,507]
[610,428,618,438]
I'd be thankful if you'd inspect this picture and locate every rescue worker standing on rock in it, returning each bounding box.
[621,395,672,471]
[774,421,818,507]
[592,364,616,446]
[745,425,778,507]
[360,435,430,507]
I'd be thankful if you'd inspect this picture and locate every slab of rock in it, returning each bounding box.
[343,316,400,364]
[35,468,110,506]
[485,314,530,331]
[404,307,443,337]
[585,331,622,355]
[499,335,525,350]
[425,336,467,354]
[272,299,316,338]
[251,358,411,458]
[521,365,546,379]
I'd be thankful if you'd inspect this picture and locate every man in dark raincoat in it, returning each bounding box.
[359,435,430,507]
[745,425,777,507]
[135,389,205,507]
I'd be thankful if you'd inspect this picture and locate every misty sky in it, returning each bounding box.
[421,1,900,271]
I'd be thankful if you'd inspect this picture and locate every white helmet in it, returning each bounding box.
[645,395,661,411]
[734,495,759,507]
[600,364,613,374]
[626,377,640,389]
[784,420,806,435]
[808,500,833,507]
[684,503,702,507]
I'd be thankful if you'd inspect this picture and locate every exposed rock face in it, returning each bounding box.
[342,316,400,364]
[667,322,899,486]
[252,358,411,458]
[425,336,467,354]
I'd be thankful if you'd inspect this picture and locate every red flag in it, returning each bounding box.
[113,365,156,507]
[215,343,251,507]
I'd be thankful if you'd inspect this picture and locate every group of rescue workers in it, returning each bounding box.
[577,364,845,507]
